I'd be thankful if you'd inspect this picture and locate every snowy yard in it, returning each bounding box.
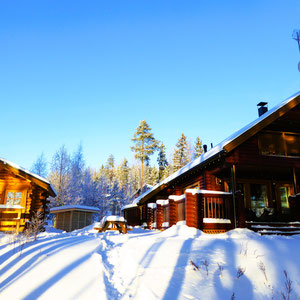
[1,225,300,300]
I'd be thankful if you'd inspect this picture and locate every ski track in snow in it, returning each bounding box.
[1,225,300,300]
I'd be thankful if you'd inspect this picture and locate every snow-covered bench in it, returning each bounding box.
[94,216,129,234]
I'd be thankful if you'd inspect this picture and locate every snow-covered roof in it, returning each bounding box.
[0,157,56,197]
[122,91,300,209]
[50,205,100,213]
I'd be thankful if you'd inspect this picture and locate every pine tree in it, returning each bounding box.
[157,143,168,181]
[31,152,48,178]
[194,137,203,159]
[131,120,158,188]
[172,133,189,172]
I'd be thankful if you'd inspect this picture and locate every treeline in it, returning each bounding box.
[31,120,204,217]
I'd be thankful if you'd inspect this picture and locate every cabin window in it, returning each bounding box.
[259,132,300,157]
[6,192,22,206]
[250,184,268,208]
[177,202,185,221]
[163,206,169,222]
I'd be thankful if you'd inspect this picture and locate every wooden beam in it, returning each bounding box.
[231,164,237,228]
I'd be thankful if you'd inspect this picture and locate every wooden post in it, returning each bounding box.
[147,206,153,229]
[236,191,246,228]
[231,164,237,228]
[168,199,177,227]
[185,192,202,230]
[293,167,298,194]
[156,204,163,230]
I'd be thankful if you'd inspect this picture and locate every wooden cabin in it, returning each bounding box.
[50,205,100,232]
[122,92,300,234]
[0,158,56,232]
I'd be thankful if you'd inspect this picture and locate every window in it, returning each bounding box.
[250,184,268,208]
[259,132,300,157]
[6,192,22,206]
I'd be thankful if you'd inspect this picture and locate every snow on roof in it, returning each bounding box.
[0,157,57,196]
[0,157,50,184]
[122,91,300,209]
[121,203,138,210]
[50,205,100,213]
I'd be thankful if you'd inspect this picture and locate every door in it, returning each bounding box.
[276,184,294,214]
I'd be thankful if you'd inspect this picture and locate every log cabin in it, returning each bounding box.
[122,91,300,234]
[0,158,56,232]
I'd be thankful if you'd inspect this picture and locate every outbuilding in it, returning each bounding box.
[50,205,100,232]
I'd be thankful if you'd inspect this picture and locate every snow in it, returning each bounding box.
[156,200,169,206]
[50,205,100,213]
[147,203,157,209]
[186,189,232,195]
[1,224,300,299]
[0,204,25,209]
[98,216,126,228]
[124,91,300,210]
[0,157,56,195]
[169,194,185,201]
[203,218,231,224]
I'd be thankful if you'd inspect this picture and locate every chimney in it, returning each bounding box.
[203,144,207,153]
[257,102,268,117]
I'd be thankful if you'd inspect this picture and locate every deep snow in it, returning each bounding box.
[1,225,300,300]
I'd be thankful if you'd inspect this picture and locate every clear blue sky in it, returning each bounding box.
[1,0,299,170]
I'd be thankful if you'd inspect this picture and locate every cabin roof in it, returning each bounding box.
[0,157,56,197]
[122,91,300,210]
[50,205,100,213]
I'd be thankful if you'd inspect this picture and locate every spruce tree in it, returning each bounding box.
[172,133,189,172]
[131,120,158,188]
[157,143,168,181]
[194,137,204,159]
[105,154,115,188]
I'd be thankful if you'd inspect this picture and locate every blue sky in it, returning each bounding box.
[0,0,299,170]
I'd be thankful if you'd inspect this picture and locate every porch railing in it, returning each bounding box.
[0,206,25,232]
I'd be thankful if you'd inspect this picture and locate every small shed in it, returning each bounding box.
[50,205,100,232]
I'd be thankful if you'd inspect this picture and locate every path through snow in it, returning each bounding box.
[1,225,300,299]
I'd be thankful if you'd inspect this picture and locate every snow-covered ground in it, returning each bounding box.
[1,225,300,300]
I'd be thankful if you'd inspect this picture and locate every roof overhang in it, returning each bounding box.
[0,158,57,197]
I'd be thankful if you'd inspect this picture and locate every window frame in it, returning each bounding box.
[5,190,25,207]
[258,130,300,158]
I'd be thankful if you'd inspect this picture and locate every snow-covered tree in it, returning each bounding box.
[172,133,190,172]
[193,137,203,159]
[49,145,71,206]
[157,143,168,181]
[69,144,85,204]
[31,152,48,178]
[106,154,115,188]
[131,120,158,188]
[117,158,130,195]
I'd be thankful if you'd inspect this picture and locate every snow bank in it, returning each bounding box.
[1,224,300,299]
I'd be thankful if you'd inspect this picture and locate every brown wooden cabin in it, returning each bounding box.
[50,205,100,232]
[0,158,56,233]
[122,92,300,234]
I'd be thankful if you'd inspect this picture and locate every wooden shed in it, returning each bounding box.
[0,158,56,232]
[50,205,100,232]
